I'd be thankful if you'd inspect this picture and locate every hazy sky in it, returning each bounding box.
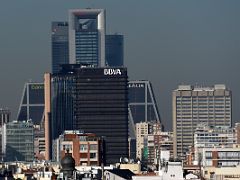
[1,0,240,130]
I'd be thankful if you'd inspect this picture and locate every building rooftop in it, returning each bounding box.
[176,84,227,91]
[106,169,135,179]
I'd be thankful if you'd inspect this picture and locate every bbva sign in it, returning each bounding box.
[104,69,122,75]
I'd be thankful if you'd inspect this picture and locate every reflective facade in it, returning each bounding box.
[172,84,232,160]
[106,34,124,67]
[52,22,69,74]
[17,82,44,125]
[48,65,129,165]
[51,75,75,141]
[75,29,99,66]
[74,67,128,165]
[2,121,34,162]
[53,9,123,69]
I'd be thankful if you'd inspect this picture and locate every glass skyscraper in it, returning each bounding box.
[2,121,34,162]
[51,22,69,74]
[52,9,124,71]
[106,34,124,67]
[74,67,128,165]
[47,9,126,162]
[69,9,106,67]
[17,82,44,125]
[51,73,75,141]
[45,65,129,164]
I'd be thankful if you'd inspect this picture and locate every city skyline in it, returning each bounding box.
[1,1,240,130]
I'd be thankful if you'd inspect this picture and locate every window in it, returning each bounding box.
[80,144,88,151]
[62,144,72,151]
[90,144,98,150]
[205,152,212,158]
[90,153,96,159]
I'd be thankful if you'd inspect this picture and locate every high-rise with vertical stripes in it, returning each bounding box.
[172,84,232,160]
[45,65,129,164]
[68,9,105,67]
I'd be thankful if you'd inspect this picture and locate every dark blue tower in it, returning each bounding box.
[51,22,69,73]
[106,34,124,67]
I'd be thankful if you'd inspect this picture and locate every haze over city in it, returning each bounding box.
[1,0,240,130]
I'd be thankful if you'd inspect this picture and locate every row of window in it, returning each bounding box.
[62,144,98,151]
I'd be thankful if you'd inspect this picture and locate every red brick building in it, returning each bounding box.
[58,130,101,166]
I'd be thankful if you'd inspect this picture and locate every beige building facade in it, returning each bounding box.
[44,73,51,160]
[136,121,163,164]
[173,84,232,160]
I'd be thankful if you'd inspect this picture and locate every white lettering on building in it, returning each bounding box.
[104,69,122,75]
[128,84,144,88]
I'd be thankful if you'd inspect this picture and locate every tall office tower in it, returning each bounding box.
[69,9,105,67]
[45,65,129,164]
[172,84,232,160]
[50,72,75,141]
[51,22,69,74]
[2,120,34,162]
[74,66,128,165]
[17,82,44,125]
[44,71,75,161]
[105,34,123,67]
[128,80,161,138]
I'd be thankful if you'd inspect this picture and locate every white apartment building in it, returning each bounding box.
[136,121,161,163]
[194,124,236,164]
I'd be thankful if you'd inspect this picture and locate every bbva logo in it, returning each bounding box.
[104,69,122,75]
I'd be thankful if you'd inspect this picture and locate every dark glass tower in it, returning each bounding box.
[128,80,160,124]
[106,34,124,67]
[51,74,75,140]
[50,65,129,165]
[17,82,44,125]
[51,22,69,74]
[74,67,128,165]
